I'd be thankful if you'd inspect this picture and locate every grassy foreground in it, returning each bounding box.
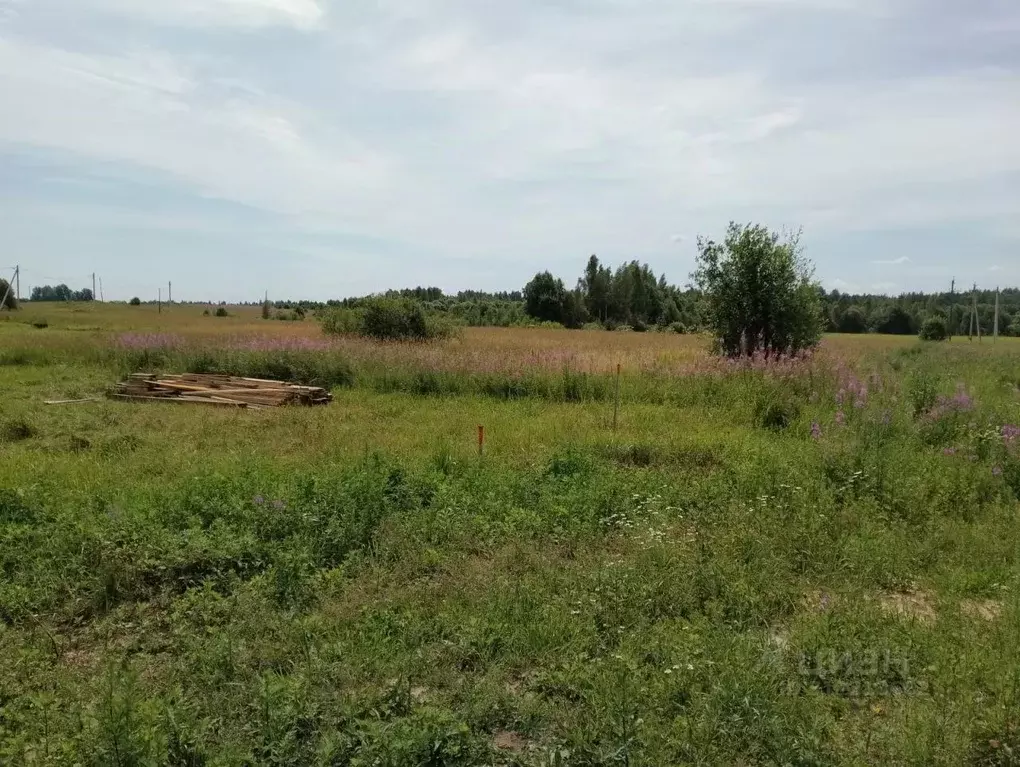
[2,305,1020,765]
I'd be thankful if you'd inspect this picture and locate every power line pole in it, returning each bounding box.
[168,281,172,304]
[15,264,19,302]
[92,272,96,301]
[0,267,14,310]
[99,277,105,302]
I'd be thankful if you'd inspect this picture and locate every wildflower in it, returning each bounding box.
[835,410,846,426]
[854,397,866,409]
[881,410,891,426]
[1003,425,1020,444]
[253,494,265,505]
[272,499,286,510]
[810,422,822,441]
[836,389,846,405]
[992,466,1003,477]
[942,447,956,457]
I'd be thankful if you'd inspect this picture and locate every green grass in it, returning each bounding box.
[1,316,1020,764]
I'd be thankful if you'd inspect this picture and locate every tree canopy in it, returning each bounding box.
[693,223,823,357]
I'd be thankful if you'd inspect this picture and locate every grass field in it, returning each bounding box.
[2,303,1020,765]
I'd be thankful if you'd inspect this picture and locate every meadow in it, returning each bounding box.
[2,302,1020,765]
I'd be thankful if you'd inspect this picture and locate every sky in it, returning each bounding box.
[0,0,1017,302]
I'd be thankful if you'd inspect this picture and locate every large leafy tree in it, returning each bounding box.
[523,271,568,324]
[693,222,822,357]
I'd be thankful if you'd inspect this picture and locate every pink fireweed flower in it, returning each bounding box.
[811,422,822,441]
[115,332,184,349]
[943,447,956,456]
[835,410,846,426]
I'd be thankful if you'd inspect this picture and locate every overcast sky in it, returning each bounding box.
[0,0,1017,301]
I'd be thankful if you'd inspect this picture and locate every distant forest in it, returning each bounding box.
[299,255,1020,337]
[25,261,1020,336]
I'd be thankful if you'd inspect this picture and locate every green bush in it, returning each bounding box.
[919,316,949,342]
[129,297,141,306]
[322,298,453,342]
[214,307,229,318]
[694,222,822,357]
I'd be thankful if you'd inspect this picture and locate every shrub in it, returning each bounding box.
[261,299,271,320]
[322,298,452,342]
[214,307,229,318]
[129,297,141,306]
[667,322,687,334]
[919,316,949,342]
[694,222,822,357]
[31,320,48,329]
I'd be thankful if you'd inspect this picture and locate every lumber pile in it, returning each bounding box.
[111,373,332,409]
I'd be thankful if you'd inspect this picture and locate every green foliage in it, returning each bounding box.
[213,307,229,317]
[694,222,823,357]
[322,298,453,341]
[261,298,272,320]
[4,313,1020,764]
[871,305,916,335]
[523,271,571,324]
[919,316,949,342]
[0,278,17,310]
[129,297,142,306]
[31,284,93,302]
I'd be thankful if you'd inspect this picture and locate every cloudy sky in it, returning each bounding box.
[0,0,1017,301]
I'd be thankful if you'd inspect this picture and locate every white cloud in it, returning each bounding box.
[90,0,325,29]
[1,0,1018,297]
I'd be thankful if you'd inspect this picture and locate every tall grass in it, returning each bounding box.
[2,310,1020,764]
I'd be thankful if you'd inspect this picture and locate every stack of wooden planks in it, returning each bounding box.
[111,373,332,409]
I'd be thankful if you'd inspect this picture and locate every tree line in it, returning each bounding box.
[29,284,95,302]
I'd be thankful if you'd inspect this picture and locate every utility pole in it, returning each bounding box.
[168,281,172,304]
[0,267,14,310]
[15,264,19,302]
[99,277,105,302]
[92,272,96,301]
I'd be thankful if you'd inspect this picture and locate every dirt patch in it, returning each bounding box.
[410,686,430,703]
[961,599,1003,622]
[880,589,936,625]
[492,730,529,753]
[802,590,837,612]
[62,648,99,669]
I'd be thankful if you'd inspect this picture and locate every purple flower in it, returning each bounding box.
[854,397,866,409]
[881,410,892,426]
[942,447,956,457]
[811,422,822,441]
[1003,425,1020,444]
[272,499,286,510]
[992,466,1003,477]
[835,410,846,426]
[253,495,265,506]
